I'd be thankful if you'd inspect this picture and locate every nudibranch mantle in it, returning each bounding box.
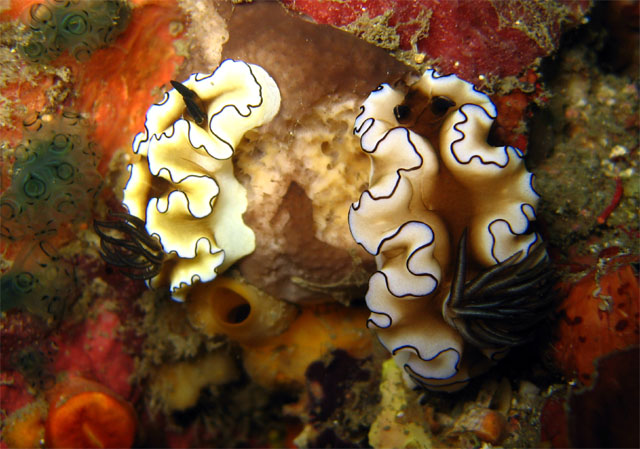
[349,69,548,391]
[123,59,281,301]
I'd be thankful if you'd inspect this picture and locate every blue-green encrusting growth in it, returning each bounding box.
[0,112,102,241]
[0,241,75,325]
[19,0,131,63]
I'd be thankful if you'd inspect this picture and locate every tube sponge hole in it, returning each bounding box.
[187,277,298,344]
[0,112,101,241]
[19,0,131,63]
[188,279,257,335]
[215,287,252,325]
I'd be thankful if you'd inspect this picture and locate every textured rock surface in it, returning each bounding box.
[281,0,590,84]
[222,2,410,303]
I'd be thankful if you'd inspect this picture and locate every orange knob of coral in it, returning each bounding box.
[45,379,136,448]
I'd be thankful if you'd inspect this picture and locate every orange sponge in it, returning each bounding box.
[45,376,136,449]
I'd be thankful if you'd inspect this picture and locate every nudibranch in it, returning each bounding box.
[349,70,554,391]
[118,59,281,301]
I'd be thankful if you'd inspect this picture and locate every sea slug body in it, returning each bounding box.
[349,70,551,391]
[122,59,281,302]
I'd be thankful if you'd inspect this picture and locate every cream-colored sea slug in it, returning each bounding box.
[349,70,554,392]
[101,59,280,302]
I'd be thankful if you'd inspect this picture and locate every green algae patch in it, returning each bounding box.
[368,359,434,449]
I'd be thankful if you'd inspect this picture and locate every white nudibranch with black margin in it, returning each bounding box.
[115,59,281,302]
[349,69,554,392]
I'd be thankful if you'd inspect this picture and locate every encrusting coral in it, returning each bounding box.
[349,70,554,391]
[1,111,101,242]
[119,59,281,301]
[0,240,75,324]
[18,0,131,63]
[0,111,99,323]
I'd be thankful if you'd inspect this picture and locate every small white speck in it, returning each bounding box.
[609,144,628,158]
[621,167,634,178]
